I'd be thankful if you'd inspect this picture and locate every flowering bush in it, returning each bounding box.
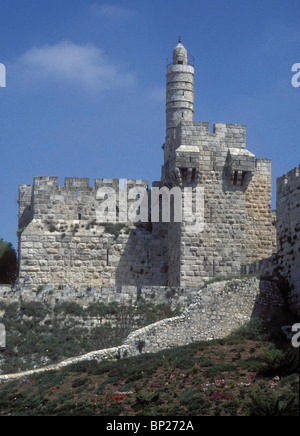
[210,392,234,402]
[110,394,129,404]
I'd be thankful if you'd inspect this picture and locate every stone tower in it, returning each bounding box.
[17,40,277,291]
[163,40,195,185]
[162,40,276,287]
[166,40,194,136]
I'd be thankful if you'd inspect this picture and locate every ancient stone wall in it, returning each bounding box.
[18,177,168,290]
[164,121,275,287]
[245,159,277,264]
[0,284,199,311]
[276,166,300,312]
[19,220,168,290]
[123,277,285,355]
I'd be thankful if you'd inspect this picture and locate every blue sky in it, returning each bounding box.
[0,0,299,249]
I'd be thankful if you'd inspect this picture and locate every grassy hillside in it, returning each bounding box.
[0,300,181,375]
[0,319,298,416]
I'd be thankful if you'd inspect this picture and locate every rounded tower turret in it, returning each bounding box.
[166,39,194,137]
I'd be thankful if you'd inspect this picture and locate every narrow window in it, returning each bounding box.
[76,188,79,198]
[180,168,188,181]
[241,171,247,186]
[78,213,82,220]
[191,168,196,184]
[233,171,238,186]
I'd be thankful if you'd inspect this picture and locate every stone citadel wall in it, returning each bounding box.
[276,166,300,310]
[163,121,276,287]
[243,166,300,315]
[18,177,169,289]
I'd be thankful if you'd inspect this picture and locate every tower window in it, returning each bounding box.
[177,61,183,65]
[241,171,247,186]
[78,213,82,220]
[180,168,188,181]
[233,171,238,186]
[191,168,196,184]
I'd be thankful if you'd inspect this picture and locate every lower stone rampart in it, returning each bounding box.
[0,284,199,311]
[0,277,285,383]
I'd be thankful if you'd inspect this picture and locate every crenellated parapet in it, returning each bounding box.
[19,177,149,224]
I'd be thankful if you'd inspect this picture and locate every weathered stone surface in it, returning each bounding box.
[276,167,300,312]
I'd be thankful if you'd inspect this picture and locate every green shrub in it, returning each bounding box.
[259,348,299,377]
[54,302,84,317]
[101,223,129,238]
[136,391,161,405]
[204,363,237,378]
[0,239,18,285]
[179,390,210,414]
[72,377,89,389]
[20,302,48,319]
[227,318,269,343]
[96,376,119,394]
[247,392,299,416]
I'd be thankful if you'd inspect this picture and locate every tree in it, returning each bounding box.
[0,239,18,285]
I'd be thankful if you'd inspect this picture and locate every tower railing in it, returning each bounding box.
[166,55,195,67]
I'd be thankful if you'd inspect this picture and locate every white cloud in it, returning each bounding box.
[15,41,136,91]
[90,3,134,20]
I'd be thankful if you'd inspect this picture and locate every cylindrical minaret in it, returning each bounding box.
[166,40,194,138]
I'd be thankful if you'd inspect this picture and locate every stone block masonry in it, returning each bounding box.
[243,166,300,315]
[123,277,285,355]
[245,159,277,264]
[276,166,300,312]
[163,119,276,287]
[0,284,200,312]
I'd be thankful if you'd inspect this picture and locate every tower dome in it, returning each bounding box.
[173,42,188,65]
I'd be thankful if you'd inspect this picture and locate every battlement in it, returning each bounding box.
[277,165,300,193]
[173,121,246,150]
[19,177,150,226]
[32,177,149,191]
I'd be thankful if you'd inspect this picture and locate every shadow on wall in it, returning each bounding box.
[251,279,286,321]
[222,152,253,194]
[114,223,168,291]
